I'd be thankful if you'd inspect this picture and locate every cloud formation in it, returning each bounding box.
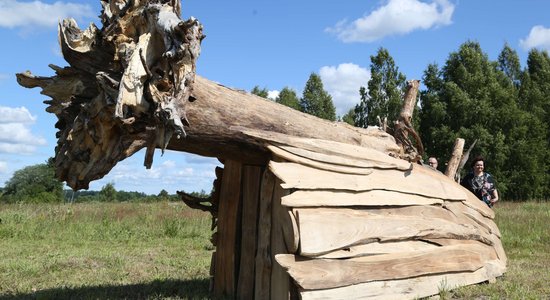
[520,25,550,51]
[327,0,454,43]
[0,106,47,154]
[0,0,94,29]
[89,151,220,194]
[319,63,371,117]
[0,161,7,174]
[267,90,280,100]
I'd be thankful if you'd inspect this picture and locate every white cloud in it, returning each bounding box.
[161,160,176,168]
[519,25,550,51]
[0,161,7,173]
[0,106,36,124]
[89,152,220,194]
[0,0,94,29]
[327,0,454,43]
[267,90,280,100]
[0,143,42,154]
[0,106,46,154]
[319,63,371,117]
[0,123,47,145]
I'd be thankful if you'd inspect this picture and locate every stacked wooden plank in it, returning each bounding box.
[243,129,506,300]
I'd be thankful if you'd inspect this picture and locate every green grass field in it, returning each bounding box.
[0,202,213,299]
[0,201,549,299]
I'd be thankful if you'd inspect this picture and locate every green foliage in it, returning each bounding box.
[341,108,356,125]
[354,48,406,128]
[99,182,117,202]
[251,85,269,98]
[418,41,550,199]
[275,87,301,110]
[300,73,336,121]
[1,162,63,203]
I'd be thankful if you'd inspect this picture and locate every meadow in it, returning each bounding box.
[0,201,549,299]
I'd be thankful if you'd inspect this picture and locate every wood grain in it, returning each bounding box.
[236,166,262,300]
[213,160,242,298]
[270,162,467,200]
[276,244,486,289]
[295,207,491,256]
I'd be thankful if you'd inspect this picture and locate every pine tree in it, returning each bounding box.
[251,86,269,98]
[300,73,336,121]
[341,108,356,125]
[276,87,301,110]
[354,48,406,128]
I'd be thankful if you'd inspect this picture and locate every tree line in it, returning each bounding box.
[0,159,210,203]
[254,41,550,201]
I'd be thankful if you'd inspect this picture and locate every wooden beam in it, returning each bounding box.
[236,166,262,300]
[281,190,445,207]
[270,179,291,300]
[269,161,467,201]
[213,160,242,298]
[254,170,276,300]
[295,207,492,256]
[298,265,500,300]
[445,138,465,180]
[275,244,488,290]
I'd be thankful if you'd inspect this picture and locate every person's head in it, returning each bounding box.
[428,157,438,169]
[471,156,485,174]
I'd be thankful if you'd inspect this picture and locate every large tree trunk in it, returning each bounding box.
[16,0,399,190]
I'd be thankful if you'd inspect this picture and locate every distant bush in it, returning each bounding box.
[1,162,63,203]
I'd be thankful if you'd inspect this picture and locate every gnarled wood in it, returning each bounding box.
[445,138,465,179]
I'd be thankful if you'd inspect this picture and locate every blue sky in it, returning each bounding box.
[1,0,550,194]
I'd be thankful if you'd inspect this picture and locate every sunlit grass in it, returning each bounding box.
[0,202,213,299]
[447,201,550,299]
[1,201,549,299]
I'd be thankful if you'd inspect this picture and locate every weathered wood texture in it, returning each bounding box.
[298,265,501,300]
[393,79,423,162]
[276,243,494,290]
[254,170,276,300]
[236,166,262,300]
[260,132,506,299]
[16,0,401,191]
[445,138,465,179]
[270,179,291,300]
[213,160,242,298]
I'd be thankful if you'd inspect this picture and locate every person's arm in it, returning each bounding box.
[491,189,499,204]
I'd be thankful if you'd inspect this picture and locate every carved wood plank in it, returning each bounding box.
[269,162,467,200]
[270,179,291,300]
[462,191,495,219]
[276,244,487,290]
[254,170,275,300]
[445,201,501,238]
[295,207,491,256]
[213,160,242,298]
[282,189,445,207]
[272,144,408,170]
[268,145,373,175]
[236,166,262,300]
[315,240,439,259]
[299,265,498,300]
[239,128,405,167]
